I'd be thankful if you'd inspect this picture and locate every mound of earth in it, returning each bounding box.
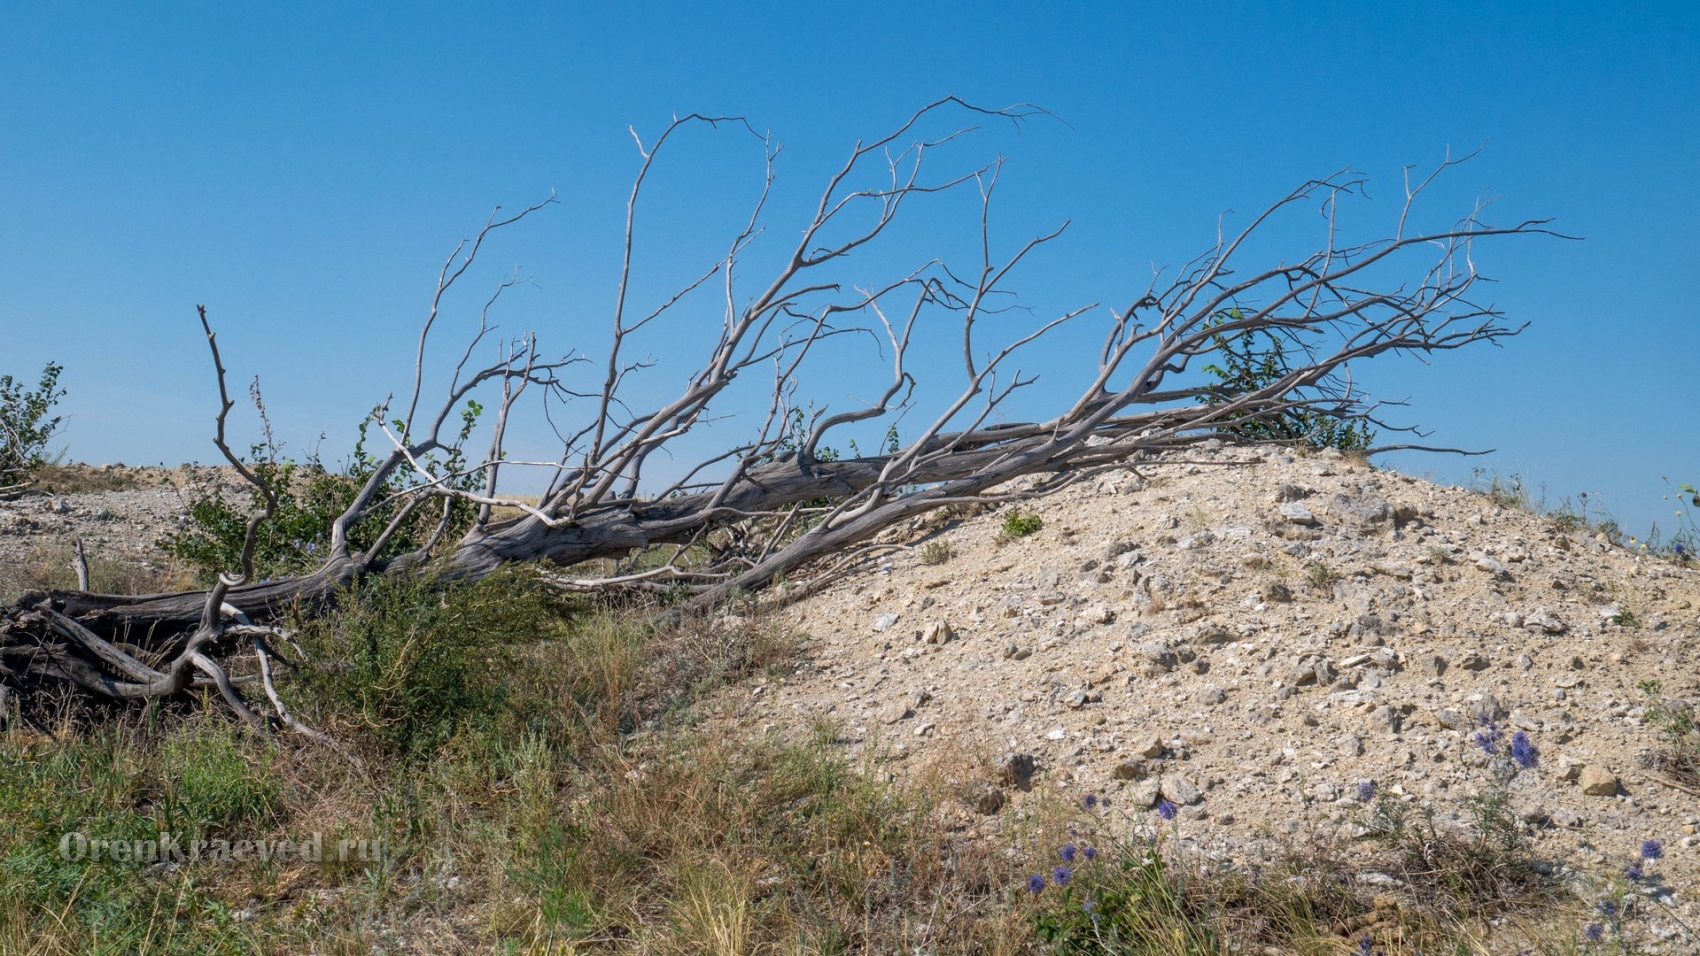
[750,443,1699,924]
[0,464,213,576]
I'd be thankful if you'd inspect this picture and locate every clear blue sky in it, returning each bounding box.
[2,2,1695,539]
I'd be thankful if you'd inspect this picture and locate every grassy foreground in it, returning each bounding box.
[0,570,1655,954]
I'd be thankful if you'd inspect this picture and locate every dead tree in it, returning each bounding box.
[0,98,1561,720]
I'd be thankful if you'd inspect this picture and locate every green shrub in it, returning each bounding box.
[1000,511,1043,539]
[919,540,953,565]
[161,406,485,584]
[0,361,65,487]
[1202,309,1374,451]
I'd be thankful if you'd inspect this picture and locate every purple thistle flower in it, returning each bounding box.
[1626,865,1643,882]
[1053,865,1073,886]
[1356,780,1376,803]
[1059,843,1077,863]
[1083,793,1099,809]
[1584,921,1605,942]
[1642,839,1663,860]
[1083,846,1097,861]
[1156,799,1178,820]
[1598,899,1617,917]
[1356,934,1375,956]
[1475,720,1501,755]
[1026,873,1046,894]
[1511,731,1537,768]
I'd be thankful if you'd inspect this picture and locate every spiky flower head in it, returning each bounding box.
[1511,731,1537,768]
[1642,839,1663,860]
[1059,843,1077,863]
[1026,873,1046,894]
[1475,719,1501,755]
[1053,865,1073,886]
[1156,799,1178,820]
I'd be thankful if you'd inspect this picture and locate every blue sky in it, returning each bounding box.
[2,2,1695,538]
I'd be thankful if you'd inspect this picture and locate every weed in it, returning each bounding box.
[1305,561,1340,591]
[920,540,954,565]
[1638,680,1700,787]
[999,511,1043,541]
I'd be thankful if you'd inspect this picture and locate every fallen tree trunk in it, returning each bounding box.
[0,100,1563,723]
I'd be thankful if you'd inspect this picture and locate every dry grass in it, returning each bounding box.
[0,539,192,604]
[0,572,1667,954]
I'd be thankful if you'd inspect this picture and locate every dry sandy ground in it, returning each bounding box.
[738,444,1700,940]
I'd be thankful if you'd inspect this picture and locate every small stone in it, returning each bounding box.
[1287,664,1318,687]
[1475,555,1506,575]
[1064,688,1089,709]
[1579,765,1619,796]
[1435,709,1467,730]
[1279,501,1316,525]
[1457,651,1490,672]
[872,613,900,633]
[1133,735,1166,759]
[1126,780,1161,808]
[1160,774,1203,805]
[1078,604,1115,626]
[1136,643,1177,669]
[923,621,956,644]
[964,781,1007,815]
[1260,581,1293,603]
[1420,653,1448,677]
[1312,782,1339,802]
[1112,761,1147,781]
[1523,608,1568,635]
[1337,734,1364,757]
[1176,530,1216,550]
[1045,726,1068,741]
[1193,625,1234,646]
[1201,685,1225,705]
[1103,540,1138,560]
[993,752,1035,784]
[1467,693,1507,723]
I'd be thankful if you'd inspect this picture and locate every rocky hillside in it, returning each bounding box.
[756,443,1700,931]
[6,453,1699,939]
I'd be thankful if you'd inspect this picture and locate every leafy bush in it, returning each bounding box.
[0,361,65,487]
[1202,309,1374,451]
[161,406,485,584]
[1000,511,1043,539]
